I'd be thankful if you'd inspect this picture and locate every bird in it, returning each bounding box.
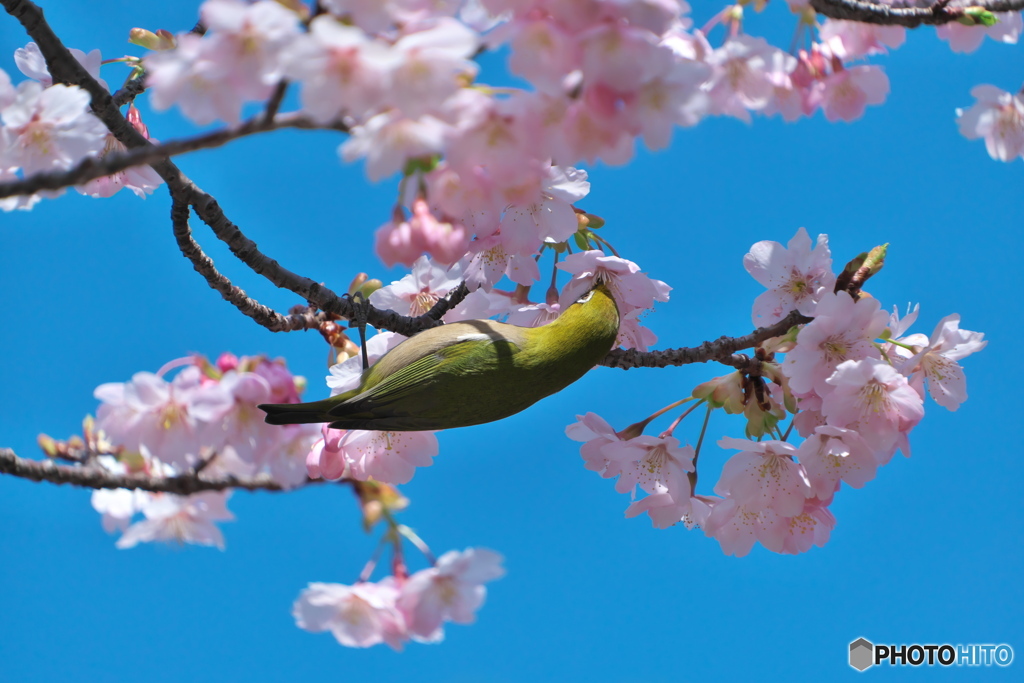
[259,281,620,431]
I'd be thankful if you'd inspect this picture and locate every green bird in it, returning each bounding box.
[259,282,620,431]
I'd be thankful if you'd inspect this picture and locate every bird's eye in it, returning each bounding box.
[576,290,594,304]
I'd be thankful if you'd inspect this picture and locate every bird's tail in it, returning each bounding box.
[259,399,337,426]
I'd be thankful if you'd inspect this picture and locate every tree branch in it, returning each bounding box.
[810,0,1024,27]
[0,113,348,199]
[0,447,320,493]
[600,309,811,370]
[171,196,333,332]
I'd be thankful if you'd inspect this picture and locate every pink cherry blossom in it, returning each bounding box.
[499,165,590,256]
[388,18,479,118]
[956,84,1024,162]
[306,424,351,480]
[601,435,694,495]
[461,233,542,288]
[705,35,781,122]
[715,437,811,517]
[702,497,759,557]
[566,411,624,474]
[615,308,659,352]
[757,498,835,555]
[0,82,106,176]
[898,314,986,411]
[145,33,247,125]
[77,106,163,199]
[628,54,710,148]
[116,491,234,550]
[343,429,439,485]
[783,290,888,396]
[744,227,835,325]
[936,11,1022,53]
[507,301,561,328]
[369,255,503,321]
[818,19,905,60]
[293,579,407,650]
[397,547,504,640]
[375,199,470,267]
[341,110,449,181]
[94,365,235,469]
[557,250,670,313]
[281,15,397,123]
[822,357,924,461]
[504,17,581,95]
[797,425,878,499]
[818,64,889,123]
[14,41,107,89]
[578,20,661,93]
[199,0,301,101]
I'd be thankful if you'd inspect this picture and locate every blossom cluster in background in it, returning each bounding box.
[567,227,986,556]
[294,547,505,649]
[87,353,318,548]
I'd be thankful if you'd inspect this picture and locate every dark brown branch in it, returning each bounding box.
[810,0,1024,27]
[0,113,347,199]
[0,0,451,340]
[600,309,811,370]
[111,73,147,106]
[0,447,318,493]
[171,196,332,332]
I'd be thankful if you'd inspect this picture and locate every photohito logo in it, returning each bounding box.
[848,638,1014,671]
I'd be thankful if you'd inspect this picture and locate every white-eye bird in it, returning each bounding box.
[259,282,620,431]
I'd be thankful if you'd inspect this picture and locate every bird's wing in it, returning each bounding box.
[327,331,523,423]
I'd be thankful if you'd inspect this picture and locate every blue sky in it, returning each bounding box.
[1,2,1021,681]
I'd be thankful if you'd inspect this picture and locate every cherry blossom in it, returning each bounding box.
[375,198,470,268]
[95,365,235,469]
[818,19,905,60]
[566,411,624,475]
[822,357,924,460]
[343,429,440,485]
[817,64,890,123]
[797,425,878,500]
[715,437,811,517]
[956,84,1024,162]
[341,110,449,181]
[895,314,987,411]
[557,250,670,313]
[704,35,782,122]
[77,106,163,198]
[0,81,106,176]
[783,290,888,396]
[397,547,505,640]
[744,227,835,325]
[14,41,107,89]
[198,0,301,101]
[293,579,407,650]
[281,15,397,123]
[499,165,590,256]
[116,490,234,550]
[936,11,1022,54]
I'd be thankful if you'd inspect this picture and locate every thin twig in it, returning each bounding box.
[0,113,347,199]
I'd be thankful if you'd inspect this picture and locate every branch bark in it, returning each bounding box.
[599,310,810,369]
[810,0,1024,27]
[0,447,319,493]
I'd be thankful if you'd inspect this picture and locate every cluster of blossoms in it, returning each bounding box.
[568,228,985,556]
[87,353,318,548]
[0,43,163,212]
[294,547,505,649]
[304,251,670,483]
